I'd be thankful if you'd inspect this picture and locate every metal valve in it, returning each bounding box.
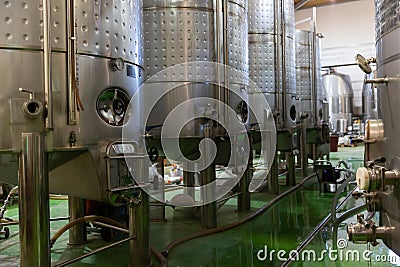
[347,215,393,246]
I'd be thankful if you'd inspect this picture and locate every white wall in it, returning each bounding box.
[295,0,375,116]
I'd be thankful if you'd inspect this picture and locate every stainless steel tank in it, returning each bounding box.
[348,0,400,254]
[0,0,144,203]
[295,30,323,128]
[322,71,354,133]
[248,0,296,130]
[143,0,249,140]
[355,0,400,255]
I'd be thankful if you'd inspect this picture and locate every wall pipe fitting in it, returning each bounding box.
[347,223,393,245]
[364,77,389,84]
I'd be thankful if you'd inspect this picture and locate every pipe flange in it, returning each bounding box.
[22,99,43,119]
[356,167,370,190]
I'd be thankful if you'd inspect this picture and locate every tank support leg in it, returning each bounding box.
[129,189,151,267]
[68,197,87,245]
[19,133,50,267]
[300,124,308,177]
[238,148,252,212]
[183,161,195,201]
[286,152,296,186]
[200,126,217,229]
[150,156,166,222]
[268,154,279,194]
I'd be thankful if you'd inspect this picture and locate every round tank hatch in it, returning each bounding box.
[289,105,297,122]
[96,88,130,126]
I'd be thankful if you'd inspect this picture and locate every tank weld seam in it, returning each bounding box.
[376,25,400,43]
[248,32,277,35]
[143,6,214,12]
[227,0,247,11]
[76,52,144,70]
[379,52,400,66]
[0,46,66,53]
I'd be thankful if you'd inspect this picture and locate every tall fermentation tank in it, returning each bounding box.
[371,0,400,255]
[0,0,144,203]
[322,71,354,133]
[248,0,296,130]
[295,30,323,127]
[143,0,249,139]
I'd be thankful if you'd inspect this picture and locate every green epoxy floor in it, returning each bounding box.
[0,145,399,266]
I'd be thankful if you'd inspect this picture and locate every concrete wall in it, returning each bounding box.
[295,0,375,117]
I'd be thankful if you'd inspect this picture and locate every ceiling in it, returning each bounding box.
[294,0,360,10]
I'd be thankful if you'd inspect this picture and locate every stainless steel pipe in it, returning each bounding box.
[42,0,53,130]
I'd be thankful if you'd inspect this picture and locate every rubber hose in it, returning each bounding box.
[161,173,317,257]
[50,215,127,245]
[331,169,356,224]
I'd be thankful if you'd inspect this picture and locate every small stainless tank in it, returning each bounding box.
[248,0,296,130]
[0,0,144,203]
[322,71,354,133]
[362,73,378,121]
[295,30,323,128]
[143,0,249,139]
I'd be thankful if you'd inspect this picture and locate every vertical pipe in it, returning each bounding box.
[274,0,282,125]
[68,197,87,245]
[67,0,78,124]
[200,126,217,229]
[215,0,229,122]
[311,7,318,126]
[215,0,223,110]
[280,0,288,126]
[42,0,53,130]
[19,133,50,267]
[223,0,230,109]
[129,189,151,267]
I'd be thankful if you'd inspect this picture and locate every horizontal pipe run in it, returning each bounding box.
[54,236,135,267]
